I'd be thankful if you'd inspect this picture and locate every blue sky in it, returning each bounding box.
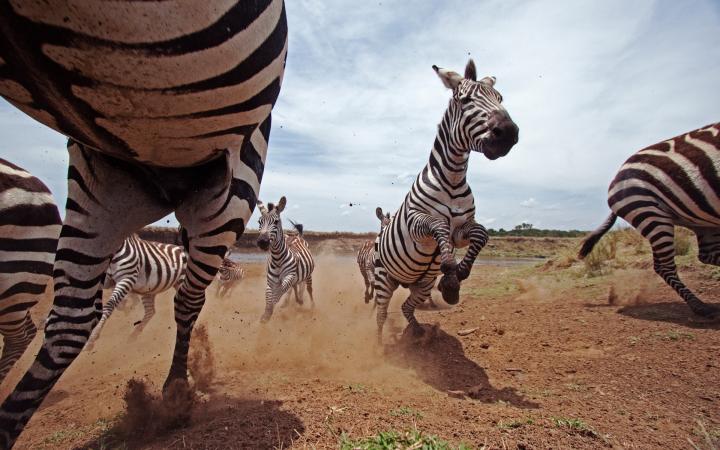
[1,0,719,232]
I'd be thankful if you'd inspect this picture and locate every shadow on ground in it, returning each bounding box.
[76,396,305,450]
[384,325,538,408]
[618,301,720,329]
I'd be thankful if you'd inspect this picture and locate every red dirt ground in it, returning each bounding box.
[1,248,719,449]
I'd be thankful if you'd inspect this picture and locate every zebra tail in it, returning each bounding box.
[290,220,304,236]
[578,212,618,259]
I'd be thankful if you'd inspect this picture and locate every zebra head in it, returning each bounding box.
[375,207,391,232]
[256,196,286,251]
[433,59,519,160]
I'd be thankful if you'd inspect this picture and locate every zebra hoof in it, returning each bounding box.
[259,315,271,324]
[162,375,190,398]
[438,274,460,305]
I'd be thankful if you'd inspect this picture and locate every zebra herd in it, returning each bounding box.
[0,1,717,447]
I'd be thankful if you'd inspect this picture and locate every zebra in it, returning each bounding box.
[579,122,720,319]
[86,234,187,349]
[0,159,61,386]
[215,256,245,298]
[256,197,315,322]
[374,60,519,342]
[0,2,287,446]
[357,207,391,304]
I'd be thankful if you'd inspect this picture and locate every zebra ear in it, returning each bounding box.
[276,196,286,213]
[464,59,477,81]
[480,76,496,87]
[433,65,463,90]
[257,200,268,215]
[376,207,384,221]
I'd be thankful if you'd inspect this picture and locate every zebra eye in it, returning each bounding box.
[460,96,473,104]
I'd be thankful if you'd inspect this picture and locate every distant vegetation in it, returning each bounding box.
[138,223,589,248]
[488,223,587,238]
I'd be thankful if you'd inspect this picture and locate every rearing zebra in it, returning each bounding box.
[256,197,315,322]
[357,207,391,304]
[0,2,287,447]
[86,234,187,348]
[374,60,519,342]
[580,122,720,319]
[0,159,61,386]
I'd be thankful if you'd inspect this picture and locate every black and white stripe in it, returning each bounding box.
[86,234,186,347]
[215,257,245,298]
[580,122,720,318]
[373,60,518,342]
[0,2,287,446]
[256,197,315,322]
[0,159,60,385]
[357,207,390,304]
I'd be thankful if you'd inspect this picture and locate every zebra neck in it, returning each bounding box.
[427,108,470,188]
[270,232,289,262]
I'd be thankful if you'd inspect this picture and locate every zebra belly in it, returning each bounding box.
[0,0,288,167]
[379,236,443,285]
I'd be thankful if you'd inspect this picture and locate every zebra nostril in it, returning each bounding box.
[492,127,503,137]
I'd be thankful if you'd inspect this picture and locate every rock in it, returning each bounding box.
[480,342,490,349]
[447,390,466,399]
[457,327,479,336]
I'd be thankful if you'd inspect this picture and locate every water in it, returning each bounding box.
[229,251,544,267]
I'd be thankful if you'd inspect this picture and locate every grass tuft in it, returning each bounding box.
[339,430,471,450]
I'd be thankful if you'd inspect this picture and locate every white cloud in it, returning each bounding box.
[520,198,538,208]
[2,0,719,232]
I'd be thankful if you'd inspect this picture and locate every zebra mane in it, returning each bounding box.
[289,220,304,236]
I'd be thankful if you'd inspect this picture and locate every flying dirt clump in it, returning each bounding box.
[188,323,216,392]
[117,378,196,441]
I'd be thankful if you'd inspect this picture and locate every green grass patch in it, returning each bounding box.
[551,417,600,438]
[40,418,119,449]
[339,430,471,450]
[389,406,424,420]
[653,329,695,341]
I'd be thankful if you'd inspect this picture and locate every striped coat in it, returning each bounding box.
[580,122,720,318]
[357,207,391,304]
[0,159,61,385]
[256,198,315,322]
[0,3,287,446]
[86,235,186,348]
[374,60,518,342]
[215,257,245,298]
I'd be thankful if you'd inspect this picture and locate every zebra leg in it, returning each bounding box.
[87,272,138,348]
[163,119,270,392]
[132,294,156,334]
[0,315,37,386]
[453,220,489,281]
[360,262,372,303]
[402,278,435,337]
[306,276,315,308]
[0,143,172,448]
[261,275,295,322]
[294,283,304,305]
[695,228,720,266]
[373,265,400,344]
[410,213,459,304]
[645,222,719,318]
